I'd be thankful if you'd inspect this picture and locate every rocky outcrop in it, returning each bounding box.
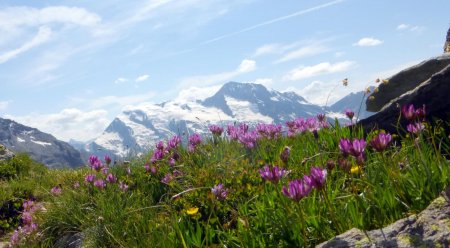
[0,118,84,168]
[0,144,14,161]
[366,54,450,112]
[317,191,450,248]
[359,64,450,134]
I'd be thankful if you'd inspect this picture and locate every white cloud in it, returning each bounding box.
[237,59,256,73]
[0,6,101,30]
[71,91,157,110]
[274,44,328,64]
[135,74,150,82]
[0,101,10,110]
[179,59,257,88]
[0,26,52,63]
[5,108,110,142]
[353,37,383,47]
[397,24,409,30]
[175,85,222,102]
[253,44,280,57]
[396,23,424,33]
[114,77,129,84]
[283,61,355,81]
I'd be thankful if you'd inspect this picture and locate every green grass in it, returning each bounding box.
[1,118,449,247]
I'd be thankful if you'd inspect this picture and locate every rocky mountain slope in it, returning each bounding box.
[0,118,84,168]
[85,82,372,157]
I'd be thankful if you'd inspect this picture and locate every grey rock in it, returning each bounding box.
[317,195,450,248]
[359,65,450,134]
[0,144,14,161]
[55,232,85,248]
[0,117,84,168]
[366,54,450,112]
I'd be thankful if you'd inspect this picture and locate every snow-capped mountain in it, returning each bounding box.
[0,117,84,168]
[87,82,371,157]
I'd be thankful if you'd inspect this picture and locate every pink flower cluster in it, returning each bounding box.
[286,116,328,137]
[282,167,327,202]
[402,104,426,134]
[8,200,42,247]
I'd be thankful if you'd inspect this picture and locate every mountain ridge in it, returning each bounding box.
[85,82,372,157]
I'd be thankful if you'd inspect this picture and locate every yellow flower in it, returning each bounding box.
[368,96,375,101]
[350,166,361,174]
[382,79,389,84]
[186,207,199,215]
[342,78,348,86]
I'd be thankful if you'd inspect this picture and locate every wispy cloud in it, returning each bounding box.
[114,77,129,84]
[353,37,383,47]
[274,43,329,64]
[283,61,355,81]
[0,6,101,30]
[71,91,157,110]
[396,23,424,33]
[5,108,110,142]
[175,85,222,102]
[135,74,150,82]
[201,0,346,45]
[179,59,256,88]
[0,26,52,63]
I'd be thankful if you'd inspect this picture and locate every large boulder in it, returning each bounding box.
[366,54,450,112]
[0,144,15,161]
[317,190,450,247]
[359,65,450,134]
[0,144,14,161]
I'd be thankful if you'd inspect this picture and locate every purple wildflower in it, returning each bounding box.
[282,176,313,202]
[407,122,424,134]
[317,113,326,122]
[150,165,158,175]
[22,212,33,225]
[161,173,173,184]
[345,109,355,120]
[415,105,426,120]
[188,133,202,152]
[256,123,282,139]
[94,179,106,189]
[156,141,165,151]
[402,104,416,121]
[238,131,259,149]
[144,163,150,172]
[119,181,129,191]
[89,155,103,171]
[101,167,109,175]
[167,135,182,151]
[309,167,327,190]
[106,173,117,183]
[339,138,352,157]
[209,125,224,136]
[50,186,62,195]
[350,139,366,158]
[280,146,291,164]
[168,157,176,167]
[85,174,96,183]
[211,183,229,201]
[370,132,392,152]
[259,165,288,184]
[104,155,112,166]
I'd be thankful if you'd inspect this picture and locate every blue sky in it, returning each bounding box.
[0,0,449,141]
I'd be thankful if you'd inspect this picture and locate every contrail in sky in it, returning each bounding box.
[201,0,347,45]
